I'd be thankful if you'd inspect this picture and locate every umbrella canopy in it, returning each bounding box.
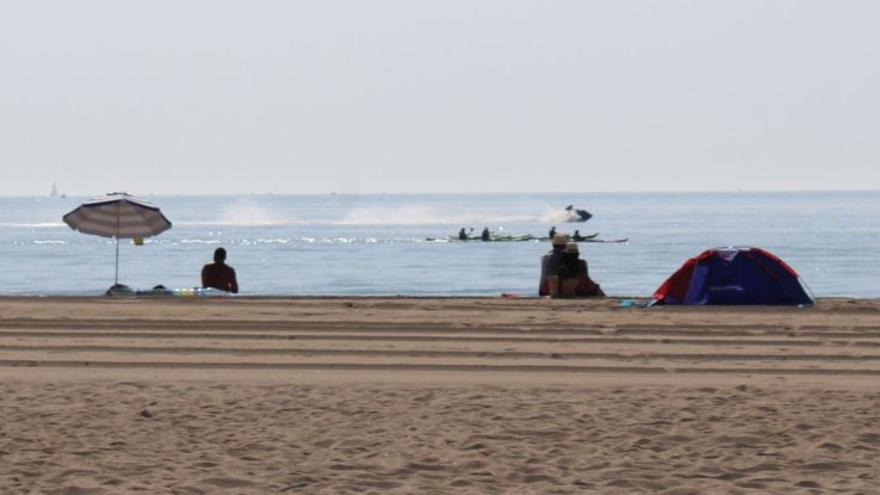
[63,193,171,239]
[63,193,172,285]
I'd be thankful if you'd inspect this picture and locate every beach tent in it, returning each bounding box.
[653,247,814,305]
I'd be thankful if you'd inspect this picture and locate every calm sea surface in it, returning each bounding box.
[0,192,877,297]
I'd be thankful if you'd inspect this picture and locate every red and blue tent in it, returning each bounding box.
[653,247,814,305]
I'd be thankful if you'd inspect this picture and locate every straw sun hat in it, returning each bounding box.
[551,234,570,246]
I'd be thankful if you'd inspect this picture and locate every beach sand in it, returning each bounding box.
[1,296,879,494]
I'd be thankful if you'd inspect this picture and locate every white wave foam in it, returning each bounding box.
[179,239,223,244]
[175,220,294,227]
[538,209,589,224]
[538,210,571,224]
[334,206,543,226]
[0,222,66,229]
[212,199,289,226]
[169,204,580,227]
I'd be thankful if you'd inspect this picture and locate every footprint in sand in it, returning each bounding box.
[200,477,256,488]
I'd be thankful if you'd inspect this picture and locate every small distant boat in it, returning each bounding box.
[50,182,66,198]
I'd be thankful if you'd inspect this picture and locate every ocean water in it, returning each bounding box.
[0,192,877,297]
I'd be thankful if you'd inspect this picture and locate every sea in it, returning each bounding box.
[0,191,877,298]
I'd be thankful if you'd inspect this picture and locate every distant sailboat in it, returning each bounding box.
[50,182,66,198]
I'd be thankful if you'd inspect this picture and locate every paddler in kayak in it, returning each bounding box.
[573,230,587,241]
[548,226,557,239]
[458,228,469,240]
[481,227,491,241]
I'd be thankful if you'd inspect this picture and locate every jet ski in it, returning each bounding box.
[564,205,593,222]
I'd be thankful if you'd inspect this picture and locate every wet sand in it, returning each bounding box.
[1,297,879,493]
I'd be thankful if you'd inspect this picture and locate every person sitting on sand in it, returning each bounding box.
[557,242,604,298]
[556,242,581,296]
[202,247,239,293]
[481,227,491,241]
[539,234,568,296]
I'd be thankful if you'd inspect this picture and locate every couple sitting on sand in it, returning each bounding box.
[539,234,604,298]
[204,242,598,298]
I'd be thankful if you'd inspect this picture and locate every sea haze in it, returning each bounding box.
[0,192,876,297]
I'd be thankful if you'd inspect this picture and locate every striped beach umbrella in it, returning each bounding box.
[63,193,172,285]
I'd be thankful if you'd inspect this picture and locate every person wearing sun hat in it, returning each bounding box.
[559,241,604,298]
[556,242,582,297]
[539,233,570,296]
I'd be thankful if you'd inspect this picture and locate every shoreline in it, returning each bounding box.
[2,294,878,303]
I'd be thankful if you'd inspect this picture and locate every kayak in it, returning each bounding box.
[426,232,601,242]
[583,238,628,244]
[537,232,600,242]
[425,234,539,242]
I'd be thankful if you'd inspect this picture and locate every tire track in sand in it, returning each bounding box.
[2,314,880,377]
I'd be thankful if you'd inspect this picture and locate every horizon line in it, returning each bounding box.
[2,188,879,198]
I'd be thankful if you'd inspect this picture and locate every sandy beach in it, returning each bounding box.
[1,296,879,494]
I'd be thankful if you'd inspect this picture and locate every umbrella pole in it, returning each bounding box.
[114,202,120,285]
[115,237,119,285]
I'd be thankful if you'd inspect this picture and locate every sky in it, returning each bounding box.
[1,0,878,196]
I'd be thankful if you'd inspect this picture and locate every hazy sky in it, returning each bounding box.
[1,1,878,195]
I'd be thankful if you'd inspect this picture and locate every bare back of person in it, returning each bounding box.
[201,247,239,293]
[202,263,238,293]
